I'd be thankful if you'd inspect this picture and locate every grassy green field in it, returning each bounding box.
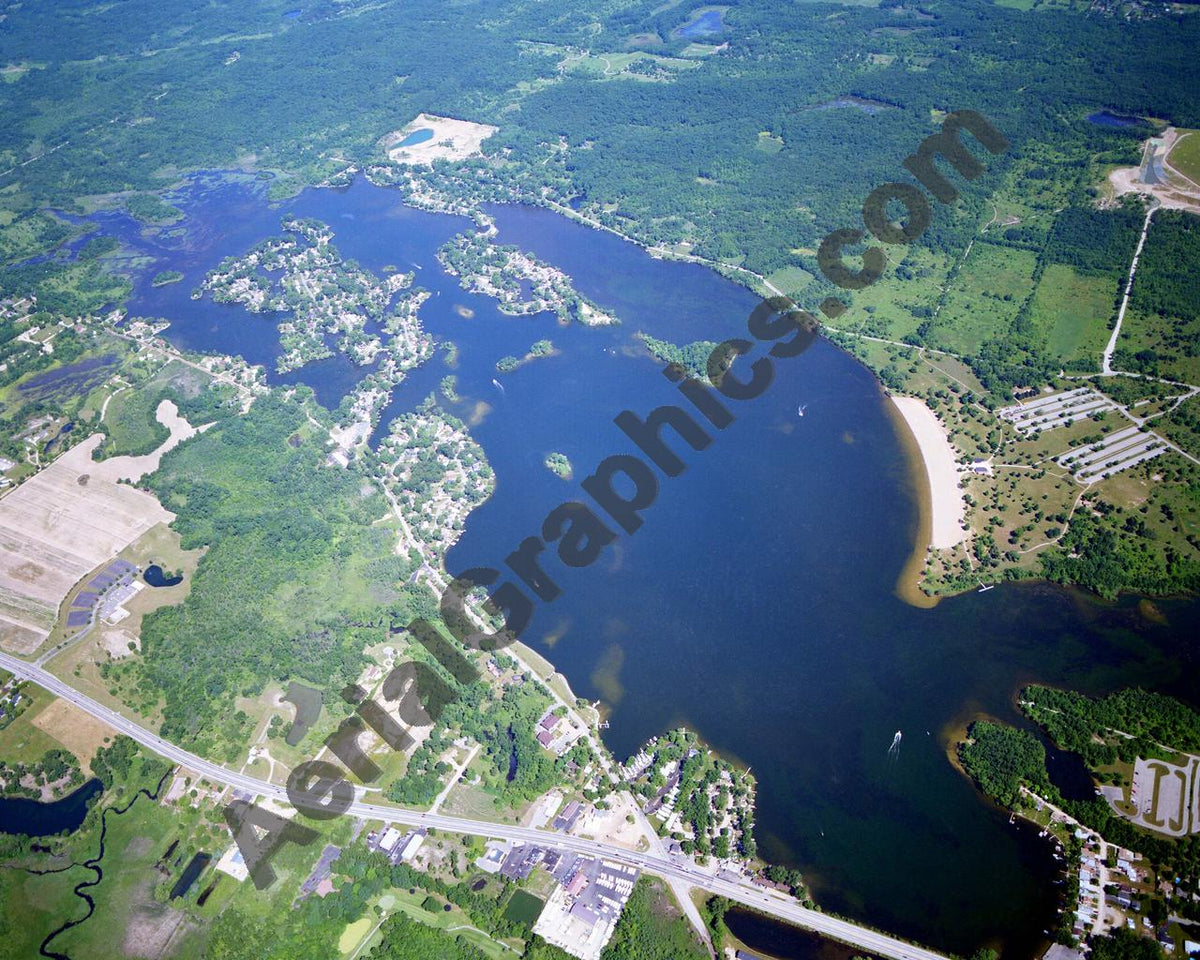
[53,793,201,959]
[764,264,814,298]
[1028,264,1118,369]
[1168,129,1200,185]
[843,246,953,342]
[0,747,182,960]
[1116,308,1200,384]
[0,684,66,764]
[0,860,94,959]
[931,241,1038,355]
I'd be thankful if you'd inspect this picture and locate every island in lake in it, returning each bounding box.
[544,451,572,480]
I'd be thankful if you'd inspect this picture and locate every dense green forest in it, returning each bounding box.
[1130,211,1200,324]
[1043,204,1145,277]
[1022,686,1200,764]
[958,720,1053,807]
[638,334,721,381]
[1039,503,1200,599]
[366,915,489,960]
[1090,929,1168,960]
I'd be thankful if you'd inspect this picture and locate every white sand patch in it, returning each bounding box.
[383,114,498,166]
[891,396,967,551]
[87,399,208,484]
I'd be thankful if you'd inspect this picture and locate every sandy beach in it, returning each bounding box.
[890,396,967,551]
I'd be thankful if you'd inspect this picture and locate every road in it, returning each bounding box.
[0,651,948,960]
[1103,202,1157,375]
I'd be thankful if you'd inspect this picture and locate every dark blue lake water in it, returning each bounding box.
[88,175,1200,959]
[0,779,102,838]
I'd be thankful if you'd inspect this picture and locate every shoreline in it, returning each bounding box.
[883,396,938,609]
[887,395,967,607]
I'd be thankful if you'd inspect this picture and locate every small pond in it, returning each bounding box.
[396,128,435,148]
[673,7,726,39]
[170,851,212,899]
[810,96,895,115]
[1087,110,1142,128]
[143,564,184,588]
[0,779,102,838]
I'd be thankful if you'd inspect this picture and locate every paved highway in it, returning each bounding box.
[0,652,948,960]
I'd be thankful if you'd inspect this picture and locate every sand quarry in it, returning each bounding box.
[0,400,200,654]
[383,114,498,165]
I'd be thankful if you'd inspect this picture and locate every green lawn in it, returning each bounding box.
[1028,264,1118,369]
[350,888,516,959]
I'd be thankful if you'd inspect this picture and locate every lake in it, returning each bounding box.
[90,174,1200,959]
[0,778,102,838]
